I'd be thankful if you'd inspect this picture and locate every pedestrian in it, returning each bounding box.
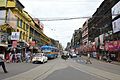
[0,56,8,73]
[86,53,92,64]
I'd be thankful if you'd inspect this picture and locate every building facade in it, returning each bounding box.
[0,0,51,59]
[87,0,120,61]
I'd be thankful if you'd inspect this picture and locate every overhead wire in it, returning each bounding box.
[0,14,119,21]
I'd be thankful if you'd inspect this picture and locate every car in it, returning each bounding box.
[32,53,48,64]
[69,52,77,58]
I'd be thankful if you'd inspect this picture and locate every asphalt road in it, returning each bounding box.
[0,62,40,80]
[72,56,120,75]
[43,67,104,80]
[1,56,120,80]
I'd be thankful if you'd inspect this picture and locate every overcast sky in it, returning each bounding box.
[20,0,104,48]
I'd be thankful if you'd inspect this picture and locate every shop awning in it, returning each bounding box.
[0,44,8,47]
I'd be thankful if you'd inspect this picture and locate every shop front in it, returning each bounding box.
[0,31,9,60]
[105,40,120,61]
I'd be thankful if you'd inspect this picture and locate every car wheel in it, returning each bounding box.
[42,60,45,64]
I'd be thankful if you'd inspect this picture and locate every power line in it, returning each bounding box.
[39,17,91,21]
[0,14,119,21]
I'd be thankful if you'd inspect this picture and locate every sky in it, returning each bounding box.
[20,0,104,48]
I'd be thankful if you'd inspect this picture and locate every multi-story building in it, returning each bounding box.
[111,1,120,40]
[71,28,82,49]
[82,20,89,45]
[87,0,120,61]
[0,0,51,58]
[88,0,119,42]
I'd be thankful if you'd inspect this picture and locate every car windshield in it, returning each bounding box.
[35,54,43,57]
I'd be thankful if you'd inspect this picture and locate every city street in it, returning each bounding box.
[0,0,120,80]
[0,56,120,80]
[0,62,40,80]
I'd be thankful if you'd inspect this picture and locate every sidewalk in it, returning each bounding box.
[82,55,120,66]
[111,61,120,65]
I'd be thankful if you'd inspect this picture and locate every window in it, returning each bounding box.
[23,22,25,30]
[17,18,19,27]
[20,31,22,39]
[26,24,29,31]
[20,19,22,28]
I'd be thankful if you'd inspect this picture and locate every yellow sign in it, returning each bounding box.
[0,0,7,7]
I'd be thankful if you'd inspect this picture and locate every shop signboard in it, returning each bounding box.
[6,9,17,30]
[0,0,7,7]
[95,37,100,49]
[99,34,105,50]
[112,1,120,19]
[105,41,120,52]
[112,1,120,33]
[99,34,104,45]
[92,42,96,51]
[0,10,6,25]
[0,32,8,44]
[11,32,20,40]
[112,18,120,33]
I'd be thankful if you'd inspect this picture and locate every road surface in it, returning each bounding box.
[0,56,120,80]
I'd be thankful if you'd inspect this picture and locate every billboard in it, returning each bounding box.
[0,32,8,44]
[11,32,20,40]
[99,34,105,50]
[112,18,120,33]
[0,10,6,25]
[6,9,17,30]
[105,41,120,51]
[112,1,120,33]
[112,1,120,19]
[0,0,7,7]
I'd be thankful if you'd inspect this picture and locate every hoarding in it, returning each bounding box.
[11,32,20,40]
[0,0,7,7]
[6,9,17,30]
[105,41,120,51]
[0,10,6,25]
[112,1,120,33]
[112,1,120,19]
[0,32,8,44]
[112,18,120,33]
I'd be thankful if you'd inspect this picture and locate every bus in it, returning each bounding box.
[40,45,59,59]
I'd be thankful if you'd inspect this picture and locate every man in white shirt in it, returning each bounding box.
[86,53,92,64]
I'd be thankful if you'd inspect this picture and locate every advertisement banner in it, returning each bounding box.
[0,0,6,7]
[6,9,17,30]
[112,1,120,19]
[105,41,120,52]
[112,18,120,33]
[112,1,120,33]
[0,10,6,25]
[11,32,20,40]
[95,37,99,49]
[99,34,104,45]
[0,32,8,44]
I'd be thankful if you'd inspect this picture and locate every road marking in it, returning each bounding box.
[69,60,120,80]
[3,58,69,80]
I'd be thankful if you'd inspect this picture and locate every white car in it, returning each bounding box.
[69,52,77,58]
[32,53,48,64]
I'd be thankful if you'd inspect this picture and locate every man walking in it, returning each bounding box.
[0,56,8,73]
[86,53,92,64]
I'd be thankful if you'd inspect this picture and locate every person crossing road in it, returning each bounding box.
[86,53,92,64]
[0,56,8,73]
